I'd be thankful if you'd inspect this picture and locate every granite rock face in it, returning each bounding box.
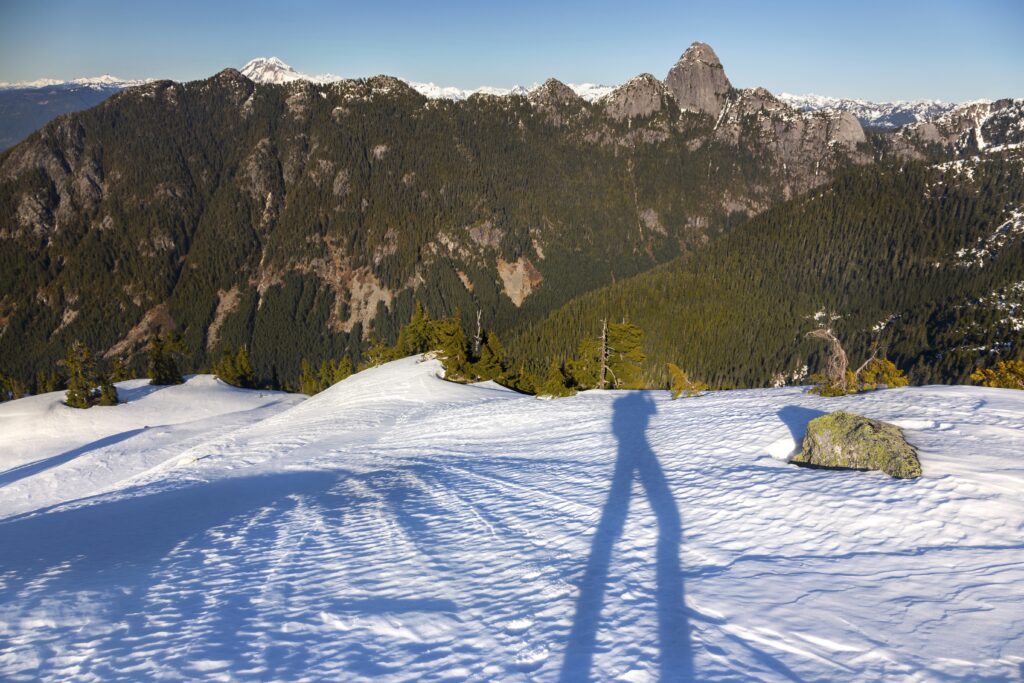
[791,411,922,479]
[603,74,667,121]
[664,42,732,117]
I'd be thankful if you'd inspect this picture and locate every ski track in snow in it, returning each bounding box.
[1,357,1022,681]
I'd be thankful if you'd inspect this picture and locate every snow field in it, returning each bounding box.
[1,356,1022,681]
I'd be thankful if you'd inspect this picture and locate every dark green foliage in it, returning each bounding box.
[539,358,575,398]
[605,322,646,389]
[97,376,119,406]
[58,341,117,408]
[0,71,847,390]
[147,335,184,386]
[35,370,62,394]
[214,346,256,388]
[299,355,354,395]
[473,331,508,382]
[109,357,132,382]
[61,341,95,409]
[509,156,1024,389]
[1,371,28,401]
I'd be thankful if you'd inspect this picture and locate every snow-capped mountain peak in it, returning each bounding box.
[236,56,615,103]
[778,93,957,129]
[0,74,150,90]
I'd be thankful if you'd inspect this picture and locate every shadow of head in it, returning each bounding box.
[612,391,657,435]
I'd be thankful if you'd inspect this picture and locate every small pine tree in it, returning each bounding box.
[332,356,353,384]
[148,335,183,386]
[213,350,240,386]
[62,341,95,409]
[35,369,62,394]
[606,322,646,389]
[234,346,255,388]
[667,363,708,399]
[364,337,396,368]
[859,358,909,390]
[971,359,1024,389]
[396,302,434,356]
[473,332,507,381]
[1,372,27,402]
[568,337,602,389]
[98,376,119,406]
[539,358,575,398]
[299,358,320,395]
[434,314,471,379]
[110,356,132,382]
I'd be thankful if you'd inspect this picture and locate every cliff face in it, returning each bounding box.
[664,42,733,117]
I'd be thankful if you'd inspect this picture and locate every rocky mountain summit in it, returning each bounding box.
[664,42,732,116]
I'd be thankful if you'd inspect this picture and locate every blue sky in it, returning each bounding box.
[1,0,1021,101]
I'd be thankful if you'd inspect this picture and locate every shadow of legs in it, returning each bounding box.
[559,446,635,681]
[637,444,694,681]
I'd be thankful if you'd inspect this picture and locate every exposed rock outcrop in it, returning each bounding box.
[604,74,667,121]
[664,42,732,117]
[791,411,922,479]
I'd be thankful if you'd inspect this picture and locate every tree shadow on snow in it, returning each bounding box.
[0,428,148,488]
[559,392,694,682]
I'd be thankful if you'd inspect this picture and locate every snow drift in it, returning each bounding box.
[1,356,1022,681]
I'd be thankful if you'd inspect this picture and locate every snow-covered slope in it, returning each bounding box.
[779,93,956,129]
[1,356,1022,681]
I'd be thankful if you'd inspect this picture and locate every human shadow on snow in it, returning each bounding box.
[559,392,694,682]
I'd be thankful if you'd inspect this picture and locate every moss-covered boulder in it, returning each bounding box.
[791,411,922,479]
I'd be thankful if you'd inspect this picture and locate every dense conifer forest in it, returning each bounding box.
[507,154,1024,389]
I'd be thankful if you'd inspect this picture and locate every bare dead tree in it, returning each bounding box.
[852,342,881,379]
[806,328,849,391]
[472,309,483,358]
[599,319,609,390]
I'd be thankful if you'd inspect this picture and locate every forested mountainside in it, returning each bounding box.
[508,150,1024,388]
[0,43,872,386]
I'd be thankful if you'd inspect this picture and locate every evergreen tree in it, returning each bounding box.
[148,335,184,386]
[234,346,256,388]
[396,302,434,356]
[567,337,602,389]
[606,322,646,389]
[299,358,320,395]
[98,374,119,406]
[539,358,575,397]
[473,331,507,381]
[61,341,95,409]
[332,356,354,383]
[110,357,132,382]
[213,350,240,386]
[35,369,62,394]
[434,313,471,379]
[667,363,708,398]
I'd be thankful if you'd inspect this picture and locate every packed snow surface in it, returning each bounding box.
[1,357,1022,681]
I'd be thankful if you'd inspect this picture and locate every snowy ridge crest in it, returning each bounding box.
[240,56,616,103]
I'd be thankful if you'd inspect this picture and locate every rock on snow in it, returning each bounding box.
[0,356,1022,681]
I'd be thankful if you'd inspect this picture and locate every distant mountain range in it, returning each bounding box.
[1,45,1020,392]
[778,93,957,130]
[1,56,1000,150]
